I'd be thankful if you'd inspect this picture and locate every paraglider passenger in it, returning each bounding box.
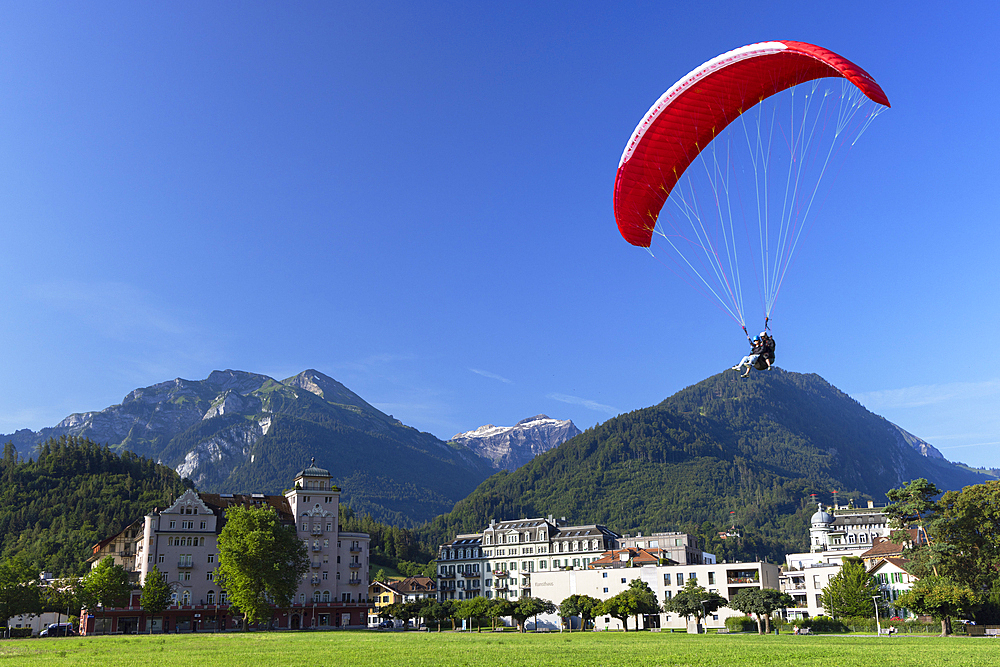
[732,336,764,377]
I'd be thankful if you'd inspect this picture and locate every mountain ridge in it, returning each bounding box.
[416,369,994,560]
[0,369,495,527]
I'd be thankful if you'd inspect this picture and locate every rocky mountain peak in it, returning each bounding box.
[451,415,581,471]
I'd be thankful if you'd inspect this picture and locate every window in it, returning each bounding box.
[677,574,684,585]
[207,572,214,581]
[200,521,206,529]
[302,522,308,531]
[603,588,609,593]
[323,572,328,580]
[207,591,215,604]
[621,578,626,584]
[708,572,715,585]
[169,521,176,529]
[663,573,671,585]
[158,555,165,564]
[208,554,215,563]
[664,590,672,600]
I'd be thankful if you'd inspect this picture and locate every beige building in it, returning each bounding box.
[84,460,371,633]
[436,517,620,601]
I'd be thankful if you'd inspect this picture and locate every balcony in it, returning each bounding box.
[311,528,323,536]
[310,577,321,586]
[494,582,508,591]
[727,577,760,585]
[462,571,480,578]
[349,562,362,569]
[311,561,322,569]
[177,560,194,569]
[493,570,508,577]
[311,544,322,552]
[348,579,362,586]
[439,573,456,579]
[350,545,362,553]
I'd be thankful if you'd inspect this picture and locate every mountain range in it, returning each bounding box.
[417,369,994,560]
[0,369,497,526]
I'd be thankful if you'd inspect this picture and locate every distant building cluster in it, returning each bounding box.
[8,476,920,635]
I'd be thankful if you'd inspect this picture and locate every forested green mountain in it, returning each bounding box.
[416,370,993,561]
[0,436,190,576]
[1,369,495,527]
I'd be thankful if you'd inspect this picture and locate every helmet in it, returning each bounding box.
[759,332,768,338]
[753,336,761,342]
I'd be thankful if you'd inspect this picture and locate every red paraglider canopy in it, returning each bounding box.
[614,40,890,247]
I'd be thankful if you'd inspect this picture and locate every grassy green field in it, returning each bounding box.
[1,630,993,667]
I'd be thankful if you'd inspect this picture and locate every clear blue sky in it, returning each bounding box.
[2,2,998,468]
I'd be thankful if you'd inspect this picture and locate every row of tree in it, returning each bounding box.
[377,578,793,634]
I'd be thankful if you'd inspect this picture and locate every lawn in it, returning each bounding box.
[1,630,993,667]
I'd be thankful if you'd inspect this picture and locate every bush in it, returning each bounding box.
[792,615,849,634]
[724,616,758,632]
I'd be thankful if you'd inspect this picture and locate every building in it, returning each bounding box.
[436,517,620,601]
[808,501,893,552]
[778,562,841,619]
[81,460,371,634]
[619,532,715,565]
[529,559,781,630]
[367,576,437,626]
[869,558,917,618]
[86,518,146,583]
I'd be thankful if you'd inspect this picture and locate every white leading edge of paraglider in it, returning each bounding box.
[618,41,789,168]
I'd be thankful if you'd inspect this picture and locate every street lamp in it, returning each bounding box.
[872,596,881,636]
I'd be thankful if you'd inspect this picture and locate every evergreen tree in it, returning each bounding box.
[819,557,881,619]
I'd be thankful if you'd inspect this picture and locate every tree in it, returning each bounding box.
[139,565,171,632]
[510,597,556,633]
[373,568,387,583]
[457,596,490,632]
[885,478,941,575]
[819,557,881,619]
[727,588,795,634]
[624,579,661,631]
[922,480,1000,593]
[664,578,725,628]
[487,598,513,631]
[598,591,639,631]
[80,556,131,634]
[558,594,602,631]
[41,579,79,629]
[422,601,448,631]
[216,505,309,629]
[0,557,41,628]
[896,576,978,636]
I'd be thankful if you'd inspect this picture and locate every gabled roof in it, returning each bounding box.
[588,547,674,568]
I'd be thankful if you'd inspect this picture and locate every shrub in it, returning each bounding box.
[793,615,849,634]
[724,616,757,632]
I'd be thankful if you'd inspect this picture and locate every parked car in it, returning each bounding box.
[377,620,394,629]
[40,623,76,637]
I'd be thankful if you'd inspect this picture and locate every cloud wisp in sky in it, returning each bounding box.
[854,379,1000,410]
[547,392,619,415]
[469,368,513,384]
